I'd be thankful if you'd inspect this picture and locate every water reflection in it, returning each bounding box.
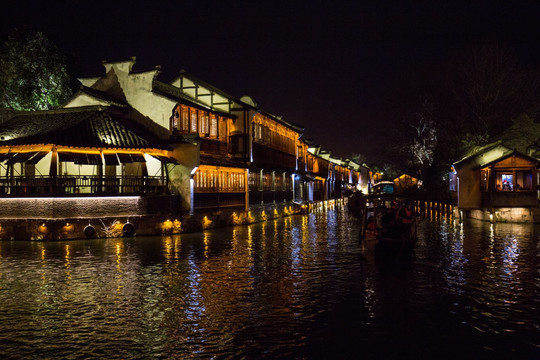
[0,211,538,358]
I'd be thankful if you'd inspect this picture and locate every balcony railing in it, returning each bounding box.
[0,175,168,196]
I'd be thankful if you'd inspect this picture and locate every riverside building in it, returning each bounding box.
[0,58,369,239]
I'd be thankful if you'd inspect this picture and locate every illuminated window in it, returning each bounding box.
[172,107,180,131]
[193,169,245,192]
[273,171,283,190]
[515,171,533,190]
[248,171,260,191]
[200,111,209,136]
[181,105,189,132]
[190,110,198,133]
[263,172,272,191]
[210,116,217,137]
[219,118,227,140]
[497,173,513,191]
[285,175,292,191]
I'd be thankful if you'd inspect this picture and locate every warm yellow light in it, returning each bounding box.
[202,216,213,229]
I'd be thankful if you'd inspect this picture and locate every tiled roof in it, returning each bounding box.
[78,86,129,107]
[152,80,234,119]
[0,106,168,150]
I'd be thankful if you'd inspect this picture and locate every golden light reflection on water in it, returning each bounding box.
[163,235,182,263]
[40,244,47,290]
[163,235,173,261]
[114,240,125,302]
[64,244,72,283]
[1,210,538,358]
[247,225,253,256]
[203,232,210,258]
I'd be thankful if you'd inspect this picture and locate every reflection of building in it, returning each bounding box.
[0,58,367,238]
[452,140,540,222]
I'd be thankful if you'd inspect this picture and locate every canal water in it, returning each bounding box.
[0,205,538,359]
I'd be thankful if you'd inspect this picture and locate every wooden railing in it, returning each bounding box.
[0,175,168,196]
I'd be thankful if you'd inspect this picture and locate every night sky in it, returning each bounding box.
[2,1,540,163]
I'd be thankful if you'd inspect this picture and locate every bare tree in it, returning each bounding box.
[438,45,540,139]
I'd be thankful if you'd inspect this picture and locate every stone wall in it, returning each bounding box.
[467,207,536,223]
[0,195,181,219]
[0,199,303,240]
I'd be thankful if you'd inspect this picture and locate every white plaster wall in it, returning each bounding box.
[123,71,176,130]
[35,152,52,176]
[61,163,99,176]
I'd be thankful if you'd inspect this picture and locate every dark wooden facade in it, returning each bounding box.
[478,152,538,208]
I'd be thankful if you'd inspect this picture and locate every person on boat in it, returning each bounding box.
[366,215,376,234]
[395,200,414,239]
[376,205,396,239]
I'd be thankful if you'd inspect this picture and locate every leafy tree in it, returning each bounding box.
[0,28,74,111]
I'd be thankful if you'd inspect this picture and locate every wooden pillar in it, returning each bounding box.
[244,169,249,211]
[50,149,57,194]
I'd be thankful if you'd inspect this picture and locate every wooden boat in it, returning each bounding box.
[358,195,417,257]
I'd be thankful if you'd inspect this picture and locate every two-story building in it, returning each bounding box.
[0,57,366,238]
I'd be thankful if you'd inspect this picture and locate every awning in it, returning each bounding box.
[0,151,49,164]
[116,153,133,163]
[129,153,146,162]
[0,152,16,162]
[106,153,146,164]
[6,152,39,164]
[150,154,179,164]
[26,151,49,165]
[58,152,76,162]
[72,152,89,164]
[87,153,103,165]
[103,153,119,166]
[59,152,103,165]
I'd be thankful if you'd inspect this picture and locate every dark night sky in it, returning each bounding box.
[2,1,540,163]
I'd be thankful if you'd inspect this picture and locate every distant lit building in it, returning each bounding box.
[453,141,540,222]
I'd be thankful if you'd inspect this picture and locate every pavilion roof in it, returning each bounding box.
[0,106,169,150]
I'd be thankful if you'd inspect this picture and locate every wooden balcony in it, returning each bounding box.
[0,175,169,197]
